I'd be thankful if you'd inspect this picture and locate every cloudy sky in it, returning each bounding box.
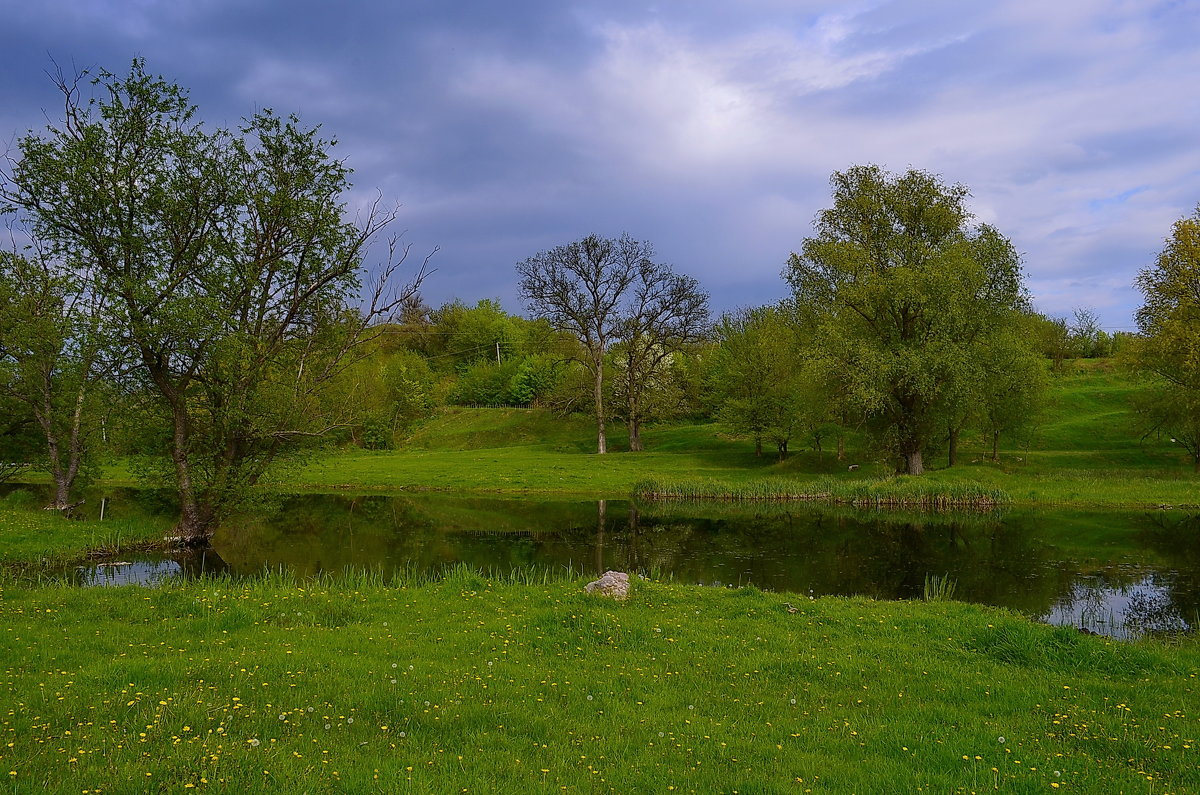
[3,0,1198,329]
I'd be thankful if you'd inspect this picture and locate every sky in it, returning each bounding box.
[2,0,1198,330]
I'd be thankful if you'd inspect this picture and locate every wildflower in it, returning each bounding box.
[279,714,286,720]
[587,695,593,701]
[325,724,331,730]
[248,739,260,747]
[392,664,398,669]
[789,698,797,705]
[346,718,353,724]
[998,736,1006,744]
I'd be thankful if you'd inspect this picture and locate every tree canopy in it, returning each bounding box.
[786,165,1031,474]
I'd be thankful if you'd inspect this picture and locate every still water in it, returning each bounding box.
[56,490,1200,638]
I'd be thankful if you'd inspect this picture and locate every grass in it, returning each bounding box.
[0,489,167,572]
[0,569,1196,793]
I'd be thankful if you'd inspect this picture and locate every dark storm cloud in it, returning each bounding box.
[3,0,1200,327]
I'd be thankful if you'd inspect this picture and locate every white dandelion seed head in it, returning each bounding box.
[346,717,353,724]
[998,736,1006,743]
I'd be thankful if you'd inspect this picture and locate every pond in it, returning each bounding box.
[43,489,1200,638]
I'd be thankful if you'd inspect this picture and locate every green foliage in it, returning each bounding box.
[706,304,821,459]
[0,250,113,504]
[449,358,524,406]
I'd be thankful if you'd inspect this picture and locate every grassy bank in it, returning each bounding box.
[0,571,1196,793]
[277,362,1200,508]
[0,490,167,571]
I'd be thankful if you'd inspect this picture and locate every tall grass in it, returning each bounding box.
[923,573,958,602]
[633,476,1010,509]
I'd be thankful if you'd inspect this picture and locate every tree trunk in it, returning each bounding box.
[594,365,607,455]
[903,448,924,475]
[754,436,762,457]
[777,439,788,462]
[596,499,607,573]
[36,369,87,511]
[628,418,643,452]
[168,397,216,547]
[991,431,1000,462]
[836,434,845,461]
[947,427,959,468]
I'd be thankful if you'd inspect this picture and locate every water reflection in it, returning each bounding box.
[208,493,1200,638]
[71,548,230,587]
[10,484,1199,638]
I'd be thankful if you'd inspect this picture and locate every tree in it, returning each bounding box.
[786,165,1029,475]
[612,264,709,451]
[516,234,645,454]
[1,60,427,543]
[1069,307,1109,358]
[976,324,1048,460]
[707,305,810,459]
[1129,204,1200,471]
[1028,312,1071,372]
[0,247,117,508]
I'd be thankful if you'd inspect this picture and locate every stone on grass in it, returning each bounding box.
[585,570,630,600]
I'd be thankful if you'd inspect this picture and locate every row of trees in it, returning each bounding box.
[512,167,1049,475]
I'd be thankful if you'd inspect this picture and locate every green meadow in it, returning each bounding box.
[0,571,1196,794]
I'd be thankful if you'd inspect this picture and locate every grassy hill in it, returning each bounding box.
[243,360,1200,506]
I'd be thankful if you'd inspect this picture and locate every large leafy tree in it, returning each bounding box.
[1,61,425,543]
[1129,204,1200,470]
[786,165,1028,474]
